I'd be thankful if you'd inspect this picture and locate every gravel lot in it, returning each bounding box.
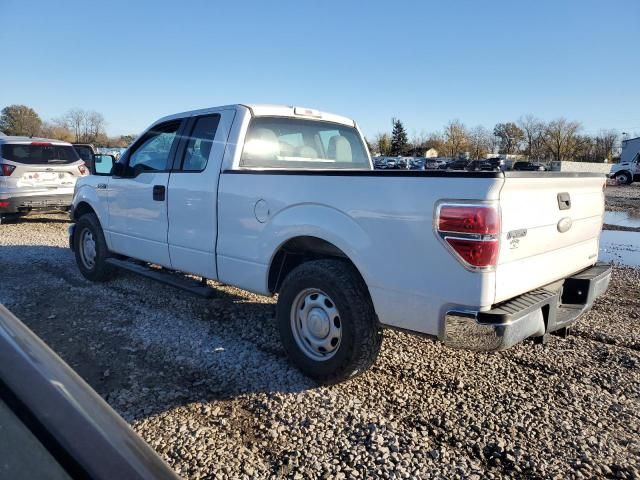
[0,202,639,479]
[606,183,640,216]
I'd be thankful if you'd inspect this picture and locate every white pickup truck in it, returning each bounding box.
[69,104,611,383]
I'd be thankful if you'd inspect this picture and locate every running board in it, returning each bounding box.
[105,258,216,298]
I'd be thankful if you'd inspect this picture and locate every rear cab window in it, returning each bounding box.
[1,143,80,165]
[240,117,370,169]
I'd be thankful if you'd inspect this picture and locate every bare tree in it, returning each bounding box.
[543,118,582,161]
[410,130,428,156]
[372,132,392,156]
[518,115,545,160]
[493,122,525,154]
[39,121,74,142]
[424,132,445,155]
[63,109,86,142]
[86,111,106,143]
[467,126,492,160]
[594,129,618,162]
[443,120,468,158]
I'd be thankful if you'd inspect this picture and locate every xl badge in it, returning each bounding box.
[507,229,527,249]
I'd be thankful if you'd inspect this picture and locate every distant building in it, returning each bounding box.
[424,148,438,158]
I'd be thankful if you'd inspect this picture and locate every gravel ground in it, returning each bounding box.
[0,210,639,479]
[606,183,640,216]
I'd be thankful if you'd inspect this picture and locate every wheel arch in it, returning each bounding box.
[267,235,371,300]
[72,201,97,221]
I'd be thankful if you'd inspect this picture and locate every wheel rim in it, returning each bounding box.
[616,173,628,183]
[79,228,97,269]
[290,288,342,361]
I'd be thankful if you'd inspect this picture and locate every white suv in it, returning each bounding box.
[0,136,88,223]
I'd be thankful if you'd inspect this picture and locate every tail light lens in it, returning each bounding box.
[78,164,88,176]
[0,164,16,176]
[436,204,500,269]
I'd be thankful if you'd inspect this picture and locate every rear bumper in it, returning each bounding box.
[0,193,73,214]
[442,263,612,351]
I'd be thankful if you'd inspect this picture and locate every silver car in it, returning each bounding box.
[0,136,88,223]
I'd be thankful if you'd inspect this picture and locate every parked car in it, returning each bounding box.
[373,156,387,169]
[513,161,547,171]
[446,159,472,170]
[0,136,88,223]
[385,158,398,169]
[409,157,425,170]
[425,158,447,169]
[470,157,506,171]
[69,104,611,384]
[395,157,408,169]
[0,304,179,479]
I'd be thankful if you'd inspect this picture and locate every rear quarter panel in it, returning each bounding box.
[217,172,503,335]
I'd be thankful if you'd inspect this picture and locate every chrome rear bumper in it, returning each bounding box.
[443,263,612,351]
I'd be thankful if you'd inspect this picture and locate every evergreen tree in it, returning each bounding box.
[390,118,408,156]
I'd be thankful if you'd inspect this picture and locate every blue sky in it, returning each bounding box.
[1,0,638,138]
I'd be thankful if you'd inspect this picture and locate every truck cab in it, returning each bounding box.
[610,136,640,184]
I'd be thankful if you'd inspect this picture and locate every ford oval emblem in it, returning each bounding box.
[557,217,572,233]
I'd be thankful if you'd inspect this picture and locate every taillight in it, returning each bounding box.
[438,205,499,234]
[436,203,500,269]
[78,164,88,175]
[0,164,16,176]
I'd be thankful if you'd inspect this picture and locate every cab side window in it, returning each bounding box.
[128,121,181,173]
[181,115,220,172]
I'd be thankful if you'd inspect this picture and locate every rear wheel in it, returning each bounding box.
[276,259,383,384]
[74,213,116,282]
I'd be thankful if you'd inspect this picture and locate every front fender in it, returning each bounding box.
[73,185,107,223]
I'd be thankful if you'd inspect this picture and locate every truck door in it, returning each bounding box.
[167,109,235,279]
[107,120,183,267]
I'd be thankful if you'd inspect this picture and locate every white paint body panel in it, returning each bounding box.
[166,109,236,279]
[108,172,171,267]
[70,104,608,338]
[495,175,605,302]
[217,173,503,335]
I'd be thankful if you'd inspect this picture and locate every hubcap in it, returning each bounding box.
[79,228,97,269]
[290,288,342,361]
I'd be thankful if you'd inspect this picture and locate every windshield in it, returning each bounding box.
[1,144,80,164]
[240,117,370,169]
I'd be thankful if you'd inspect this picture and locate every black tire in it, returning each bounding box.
[615,171,632,185]
[276,259,383,384]
[73,213,116,282]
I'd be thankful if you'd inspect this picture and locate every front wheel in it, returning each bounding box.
[73,213,116,282]
[276,259,383,384]
[614,171,632,185]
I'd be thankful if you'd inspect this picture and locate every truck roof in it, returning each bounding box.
[154,104,357,128]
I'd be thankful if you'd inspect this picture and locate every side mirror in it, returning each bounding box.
[93,154,116,176]
[111,161,131,178]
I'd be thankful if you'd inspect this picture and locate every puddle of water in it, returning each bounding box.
[599,230,640,267]
[604,211,640,229]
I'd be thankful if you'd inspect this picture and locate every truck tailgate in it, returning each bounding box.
[495,173,606,303]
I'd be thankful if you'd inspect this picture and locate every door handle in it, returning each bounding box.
[153,185,166,201]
